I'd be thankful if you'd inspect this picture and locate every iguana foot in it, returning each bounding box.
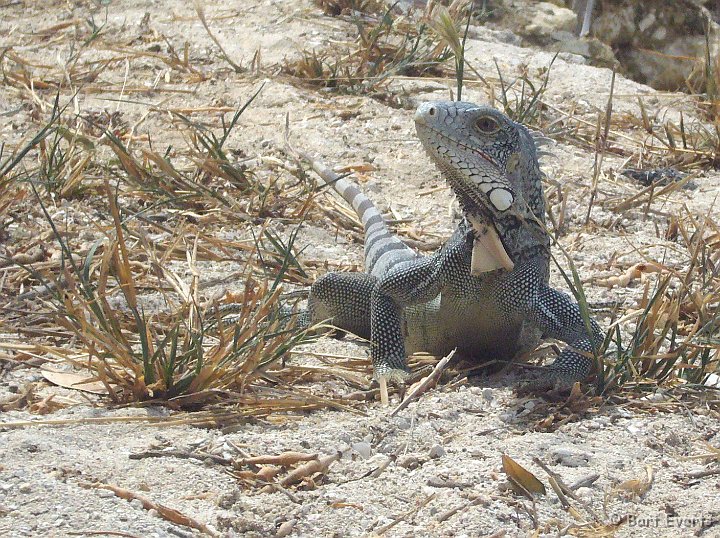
[517,369,581,394]
[374,366,411,384]
[372,365,411,405]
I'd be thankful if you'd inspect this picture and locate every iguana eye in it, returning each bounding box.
[475,116,499,134]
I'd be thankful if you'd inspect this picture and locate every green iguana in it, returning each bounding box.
[296,101,603,388]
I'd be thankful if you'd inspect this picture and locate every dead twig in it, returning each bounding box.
[585,68,616,224]
[67,528,142,538]
[390,350,455,417]
[676,468,720,480]
[436,494,490,523]
[79,482,219,537]
[128,449,232,466]
[373,493,436,535]
[533,457,600,521]
[193,2,243,72]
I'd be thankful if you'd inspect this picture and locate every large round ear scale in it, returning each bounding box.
[489,187,514,211]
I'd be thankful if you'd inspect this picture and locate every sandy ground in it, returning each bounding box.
[1,1,719,537]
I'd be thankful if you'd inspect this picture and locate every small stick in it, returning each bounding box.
[193,2,242,72]
[373,493,436,535]
[67,528,145,538]
[533,457,600,520]
[80,482,219,537]
[568,473,600,490]
[390,350,455,416]
[256,480,301,504]
[128,449,231,466]
[379,377,389,406]
[585,68,616,225]
[679,468,720,480]
[437,494,489,523]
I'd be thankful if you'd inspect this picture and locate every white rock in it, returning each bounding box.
[548,446,591,467]
[523,2,577,37]
[352,441,372,459]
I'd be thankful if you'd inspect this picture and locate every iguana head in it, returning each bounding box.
[414,101,547,273]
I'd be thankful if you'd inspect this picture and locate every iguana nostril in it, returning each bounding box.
[428,107,435,116]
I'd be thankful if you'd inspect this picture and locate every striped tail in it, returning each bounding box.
[303,153,418,278]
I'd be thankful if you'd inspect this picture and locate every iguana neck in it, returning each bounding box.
[457,187,549,267]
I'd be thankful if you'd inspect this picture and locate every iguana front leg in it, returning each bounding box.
[501,262,604,387]
[529,285,604,386]
[370,228,471,382]
[306,262,444,384]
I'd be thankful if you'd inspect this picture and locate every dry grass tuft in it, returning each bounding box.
[283,3,454,101]
[0,47,357,416]
[0,91,333,409]
[600,212,720,394]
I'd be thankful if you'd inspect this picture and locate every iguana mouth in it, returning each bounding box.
[429,128,502,170]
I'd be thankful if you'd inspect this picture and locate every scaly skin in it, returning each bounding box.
[302,101,603,387]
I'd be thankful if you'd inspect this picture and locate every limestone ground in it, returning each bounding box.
[1,1,719,537]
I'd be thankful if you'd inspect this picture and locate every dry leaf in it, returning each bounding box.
[595,262,663,288]
[615,465,654,498]
[502,454,546,498]
[41,367,109,395]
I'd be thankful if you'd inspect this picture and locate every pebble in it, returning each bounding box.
[584,420,604,430]
[640,391,669,402]
[22,442,39,453]
[626,422,645,436]
[613,408,634,419]
[397,454,423,470]
[18,483,32,494]
[352,442,372,459]
[428,445,446,459]
[548,447,591,467]
[276,519,297,537]
[393,417,412,430]
[575,486,595,501]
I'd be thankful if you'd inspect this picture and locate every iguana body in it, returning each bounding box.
[302,101,603,386]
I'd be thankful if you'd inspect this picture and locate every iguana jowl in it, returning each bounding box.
[302,101,603,386]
